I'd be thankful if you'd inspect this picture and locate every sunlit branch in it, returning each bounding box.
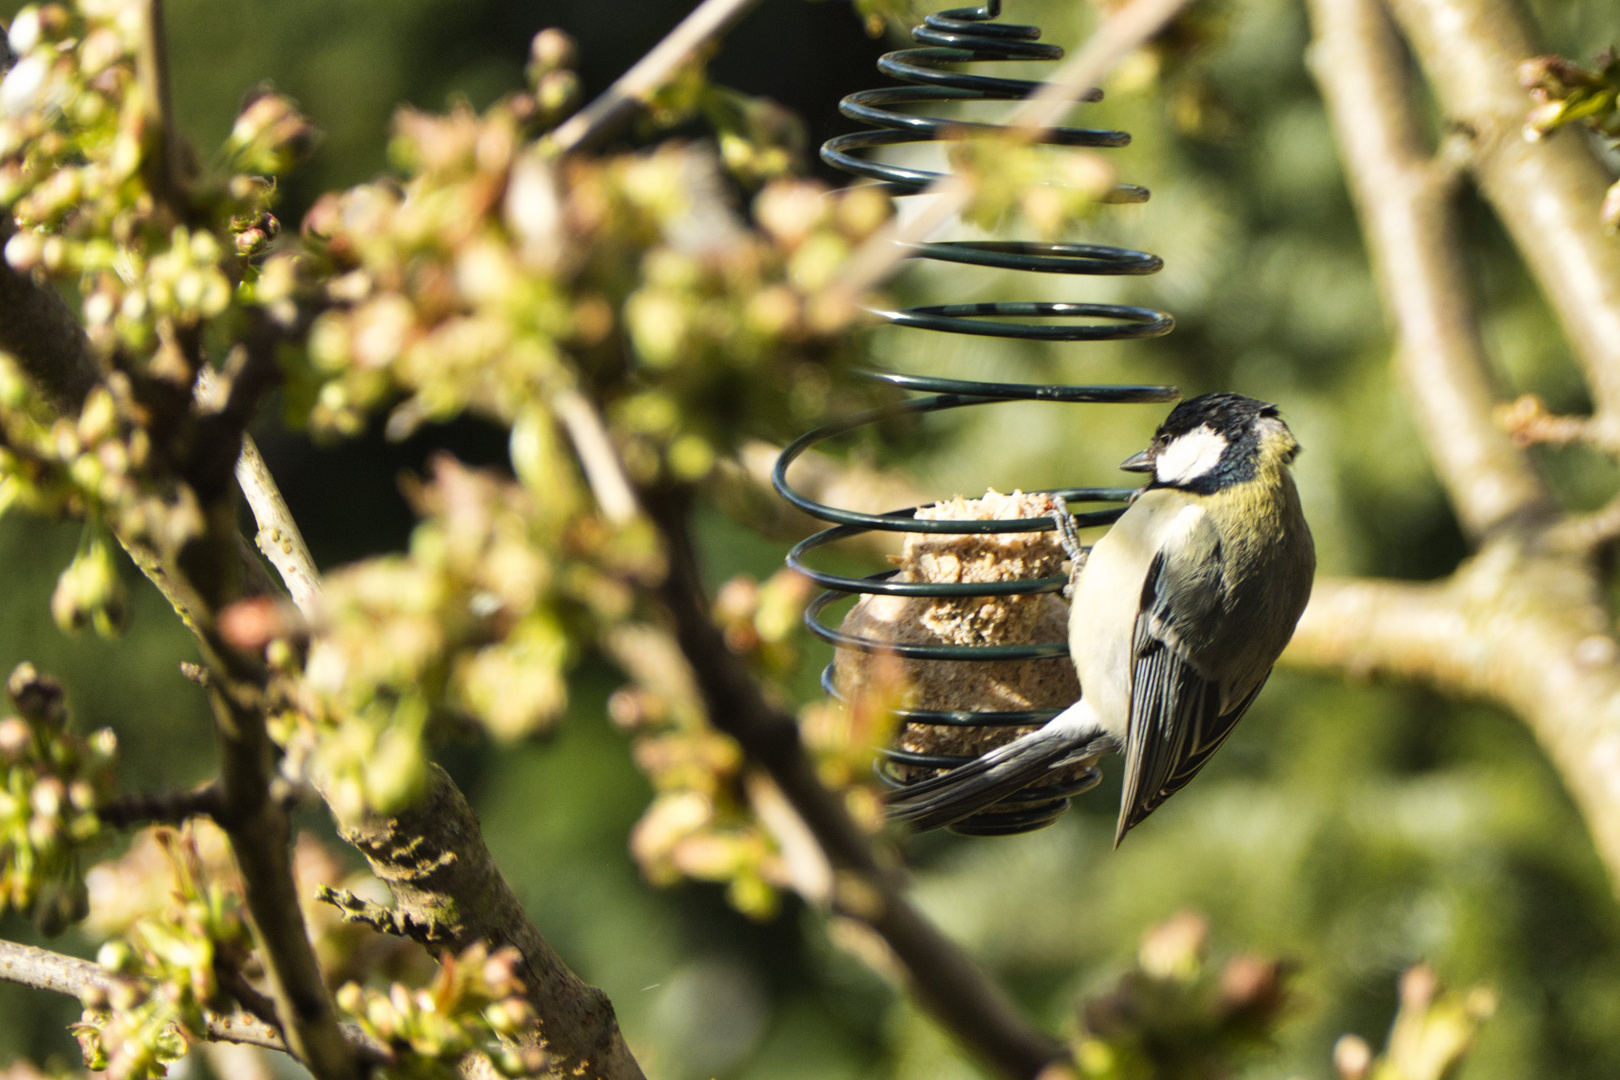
[550,0,765,154]
[1306,0,1552,539]
[1383,0,1620,424]
[0,938,389,1064]
[1286,0,1620,898]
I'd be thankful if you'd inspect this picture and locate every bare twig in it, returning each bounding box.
[553,387,640,524]
[642,488,1063,1080]
[0,937,389,1063]
[1495,393,1620,457]
[1383,0,1620,423]
[314,885,413,939]
[1547,497,1620,553]
[97,782,226,830]
[549,0,764,154]
[235,436,321,615]
[1305,0,1552,538]
[208,667,357,1080]
[830,0,1198,302]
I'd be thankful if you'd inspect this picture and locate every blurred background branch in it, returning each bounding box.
[1386,0,1620,426]
[1291,0,1620,896]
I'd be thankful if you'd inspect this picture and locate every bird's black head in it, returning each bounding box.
[1122,392,1301,494]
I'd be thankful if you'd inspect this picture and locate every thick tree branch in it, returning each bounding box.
[1383,0,1620,427]
[1306,0,1553,538]
[0,938,388,1063]
[1289,0,1620,897]
[1284,559,1620,889]
[642,487,1064,1080]
[330,766,647,1080]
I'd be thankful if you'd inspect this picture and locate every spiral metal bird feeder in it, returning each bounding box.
[774,1,1178,834]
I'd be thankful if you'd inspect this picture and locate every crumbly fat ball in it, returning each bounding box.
[834,490,1085,818]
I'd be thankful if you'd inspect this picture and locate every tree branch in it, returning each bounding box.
[235,435,321,614]
[204,663,355,1080]
[134,0,186,216]
[96,782,226,830]
[1283,561,1620,889]
[641,487,1064,1080]
[330,766,647,1080]
[125,7,354,1068]
[1383,0,1620,426]
[1306,0,1553,539]
[0,937,389,1064]
[549,0,765,154]
[1288,0,1620,898]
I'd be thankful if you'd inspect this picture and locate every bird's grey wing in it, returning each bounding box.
[1114,532,1268,845]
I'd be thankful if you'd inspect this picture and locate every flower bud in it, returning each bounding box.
[0,717,31,760]
[529,28,577,75]
[8,663,66,728]
[3,229,43,271]
[1333,1034,1371,1080]
[50,523,129,638]
[336,981,364,1015]
[226,89,320,176]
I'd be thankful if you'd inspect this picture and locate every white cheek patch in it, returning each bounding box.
[1154,425,1228,485]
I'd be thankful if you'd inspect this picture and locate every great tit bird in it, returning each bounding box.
[887,393,1316,842]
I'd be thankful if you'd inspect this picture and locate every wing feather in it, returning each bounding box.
[1114,542,1271,845]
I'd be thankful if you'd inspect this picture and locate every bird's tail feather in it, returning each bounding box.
[886,717,1111,832]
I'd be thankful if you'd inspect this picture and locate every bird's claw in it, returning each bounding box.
[1051,494,1085,599]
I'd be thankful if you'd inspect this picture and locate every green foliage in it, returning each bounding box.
[295,456,661,819]
[1064,912,1291,1080]
[335,943,545,1079]
[73,828,247,1080]
[1332,965,1495,1080]
[1520,49,1620,229]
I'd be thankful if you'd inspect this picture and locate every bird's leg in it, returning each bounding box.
[1051,495,1086,600]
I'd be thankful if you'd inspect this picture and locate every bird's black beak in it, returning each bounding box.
[1119,449,1155,473]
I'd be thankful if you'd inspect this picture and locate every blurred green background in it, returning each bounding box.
[3,0,1620,1076]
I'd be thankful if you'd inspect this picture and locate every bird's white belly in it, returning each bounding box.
[1067,495,1207,740]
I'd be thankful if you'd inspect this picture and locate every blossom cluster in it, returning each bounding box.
[74,828,253,1080]
[0,661,116,934]
[289,75,884,486]
[337,943,546,1080]
[0,1,309,360]
[615,572,893,919]
[295,456,661,821]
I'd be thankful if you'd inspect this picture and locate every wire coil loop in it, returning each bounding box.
[776,1,1178,834]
